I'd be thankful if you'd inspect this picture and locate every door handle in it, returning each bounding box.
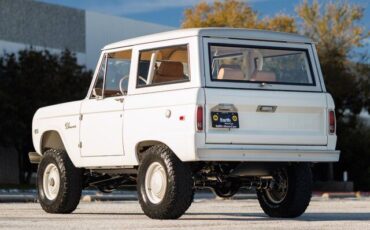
[114,98,124,103]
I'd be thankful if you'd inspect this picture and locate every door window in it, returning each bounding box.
[91,50,132,98]
[104,50,132,97]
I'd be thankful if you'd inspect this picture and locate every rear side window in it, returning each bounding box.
[209,44,314,86]
[136,45,190,87]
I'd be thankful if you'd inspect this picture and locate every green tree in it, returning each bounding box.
[182,0,370,189]
[182,0,297,33]
[0,49,92,183]
[297,0,370,189]
[297,0,370,118]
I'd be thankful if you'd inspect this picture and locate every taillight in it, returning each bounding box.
[329,110,336,134]
[196,106,203,131]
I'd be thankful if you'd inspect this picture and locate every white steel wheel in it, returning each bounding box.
[43,163,60,200]
[265,169,288,204]
[145,162,167,204]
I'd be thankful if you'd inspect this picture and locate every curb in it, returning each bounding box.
[0,194,37,203]
[313,192,370,199]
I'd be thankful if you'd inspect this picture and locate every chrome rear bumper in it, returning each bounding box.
[197,148,340,162]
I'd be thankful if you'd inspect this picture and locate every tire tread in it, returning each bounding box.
[37,149,83,213]
[137,144,194,219]
[257,163,312,218]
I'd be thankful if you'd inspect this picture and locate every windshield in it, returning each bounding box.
[209,44,314,86]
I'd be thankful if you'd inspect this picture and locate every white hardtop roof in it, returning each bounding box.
[103,28,313,50]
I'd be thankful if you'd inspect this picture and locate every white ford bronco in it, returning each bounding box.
[29,28,340,219]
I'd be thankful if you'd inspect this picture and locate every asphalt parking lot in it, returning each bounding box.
[1,197,370,229]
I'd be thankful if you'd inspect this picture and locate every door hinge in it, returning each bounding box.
[78,142,82,148]
[79,114,83,121]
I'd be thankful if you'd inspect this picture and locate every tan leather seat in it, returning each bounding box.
[250,71,276,82]
[217,64,244,80]
[153,61,184,83]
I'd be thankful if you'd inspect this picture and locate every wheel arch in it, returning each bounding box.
[40,130,66,154]
[135,140,171,163]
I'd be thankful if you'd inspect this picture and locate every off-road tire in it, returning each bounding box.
[37,149,83,213]
[137,145,194,219]
[257,163,312,218]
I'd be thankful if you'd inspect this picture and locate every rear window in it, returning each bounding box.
[209,44,314,86]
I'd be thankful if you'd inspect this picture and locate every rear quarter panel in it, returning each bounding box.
[121,37,204,164]
[123,88,205,164]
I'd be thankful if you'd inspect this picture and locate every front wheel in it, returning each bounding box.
[257,163,312,218]
[137,145,194,219]
[37,149,83,213]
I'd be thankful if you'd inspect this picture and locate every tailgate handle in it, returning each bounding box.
[257,105,277,113]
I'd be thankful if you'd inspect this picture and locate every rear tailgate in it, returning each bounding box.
[205,88,328,145]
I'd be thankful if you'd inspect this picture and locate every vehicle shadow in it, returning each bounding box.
[75,212,370,221]
[181,212,370,222]
[76,212,145,216]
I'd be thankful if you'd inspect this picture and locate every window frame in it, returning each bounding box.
[210,44,315,86]
[203,38,323,92]
[135,44,191,89]
[87,48,133,99]
[89,53,107,99]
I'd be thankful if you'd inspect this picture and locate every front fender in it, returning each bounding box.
[31,101,82,166]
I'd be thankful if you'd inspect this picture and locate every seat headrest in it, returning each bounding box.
[217,64,244,80]
[153,61,184,83]
[157,61,183,78]
[251,71,276,82]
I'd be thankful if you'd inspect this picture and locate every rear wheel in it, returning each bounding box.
[37,149,83,213]
[137,145,194,219]
[257,163,312,218]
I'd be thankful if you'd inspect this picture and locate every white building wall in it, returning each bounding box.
[0,40,86,65]
[85,11,174,70]
[0,0,174,70]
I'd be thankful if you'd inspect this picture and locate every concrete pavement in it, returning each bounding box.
[0,197,370,229]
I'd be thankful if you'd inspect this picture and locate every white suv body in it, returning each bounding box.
[30,28,339,219]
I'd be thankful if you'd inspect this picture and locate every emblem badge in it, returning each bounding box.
[65,122,76,129]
